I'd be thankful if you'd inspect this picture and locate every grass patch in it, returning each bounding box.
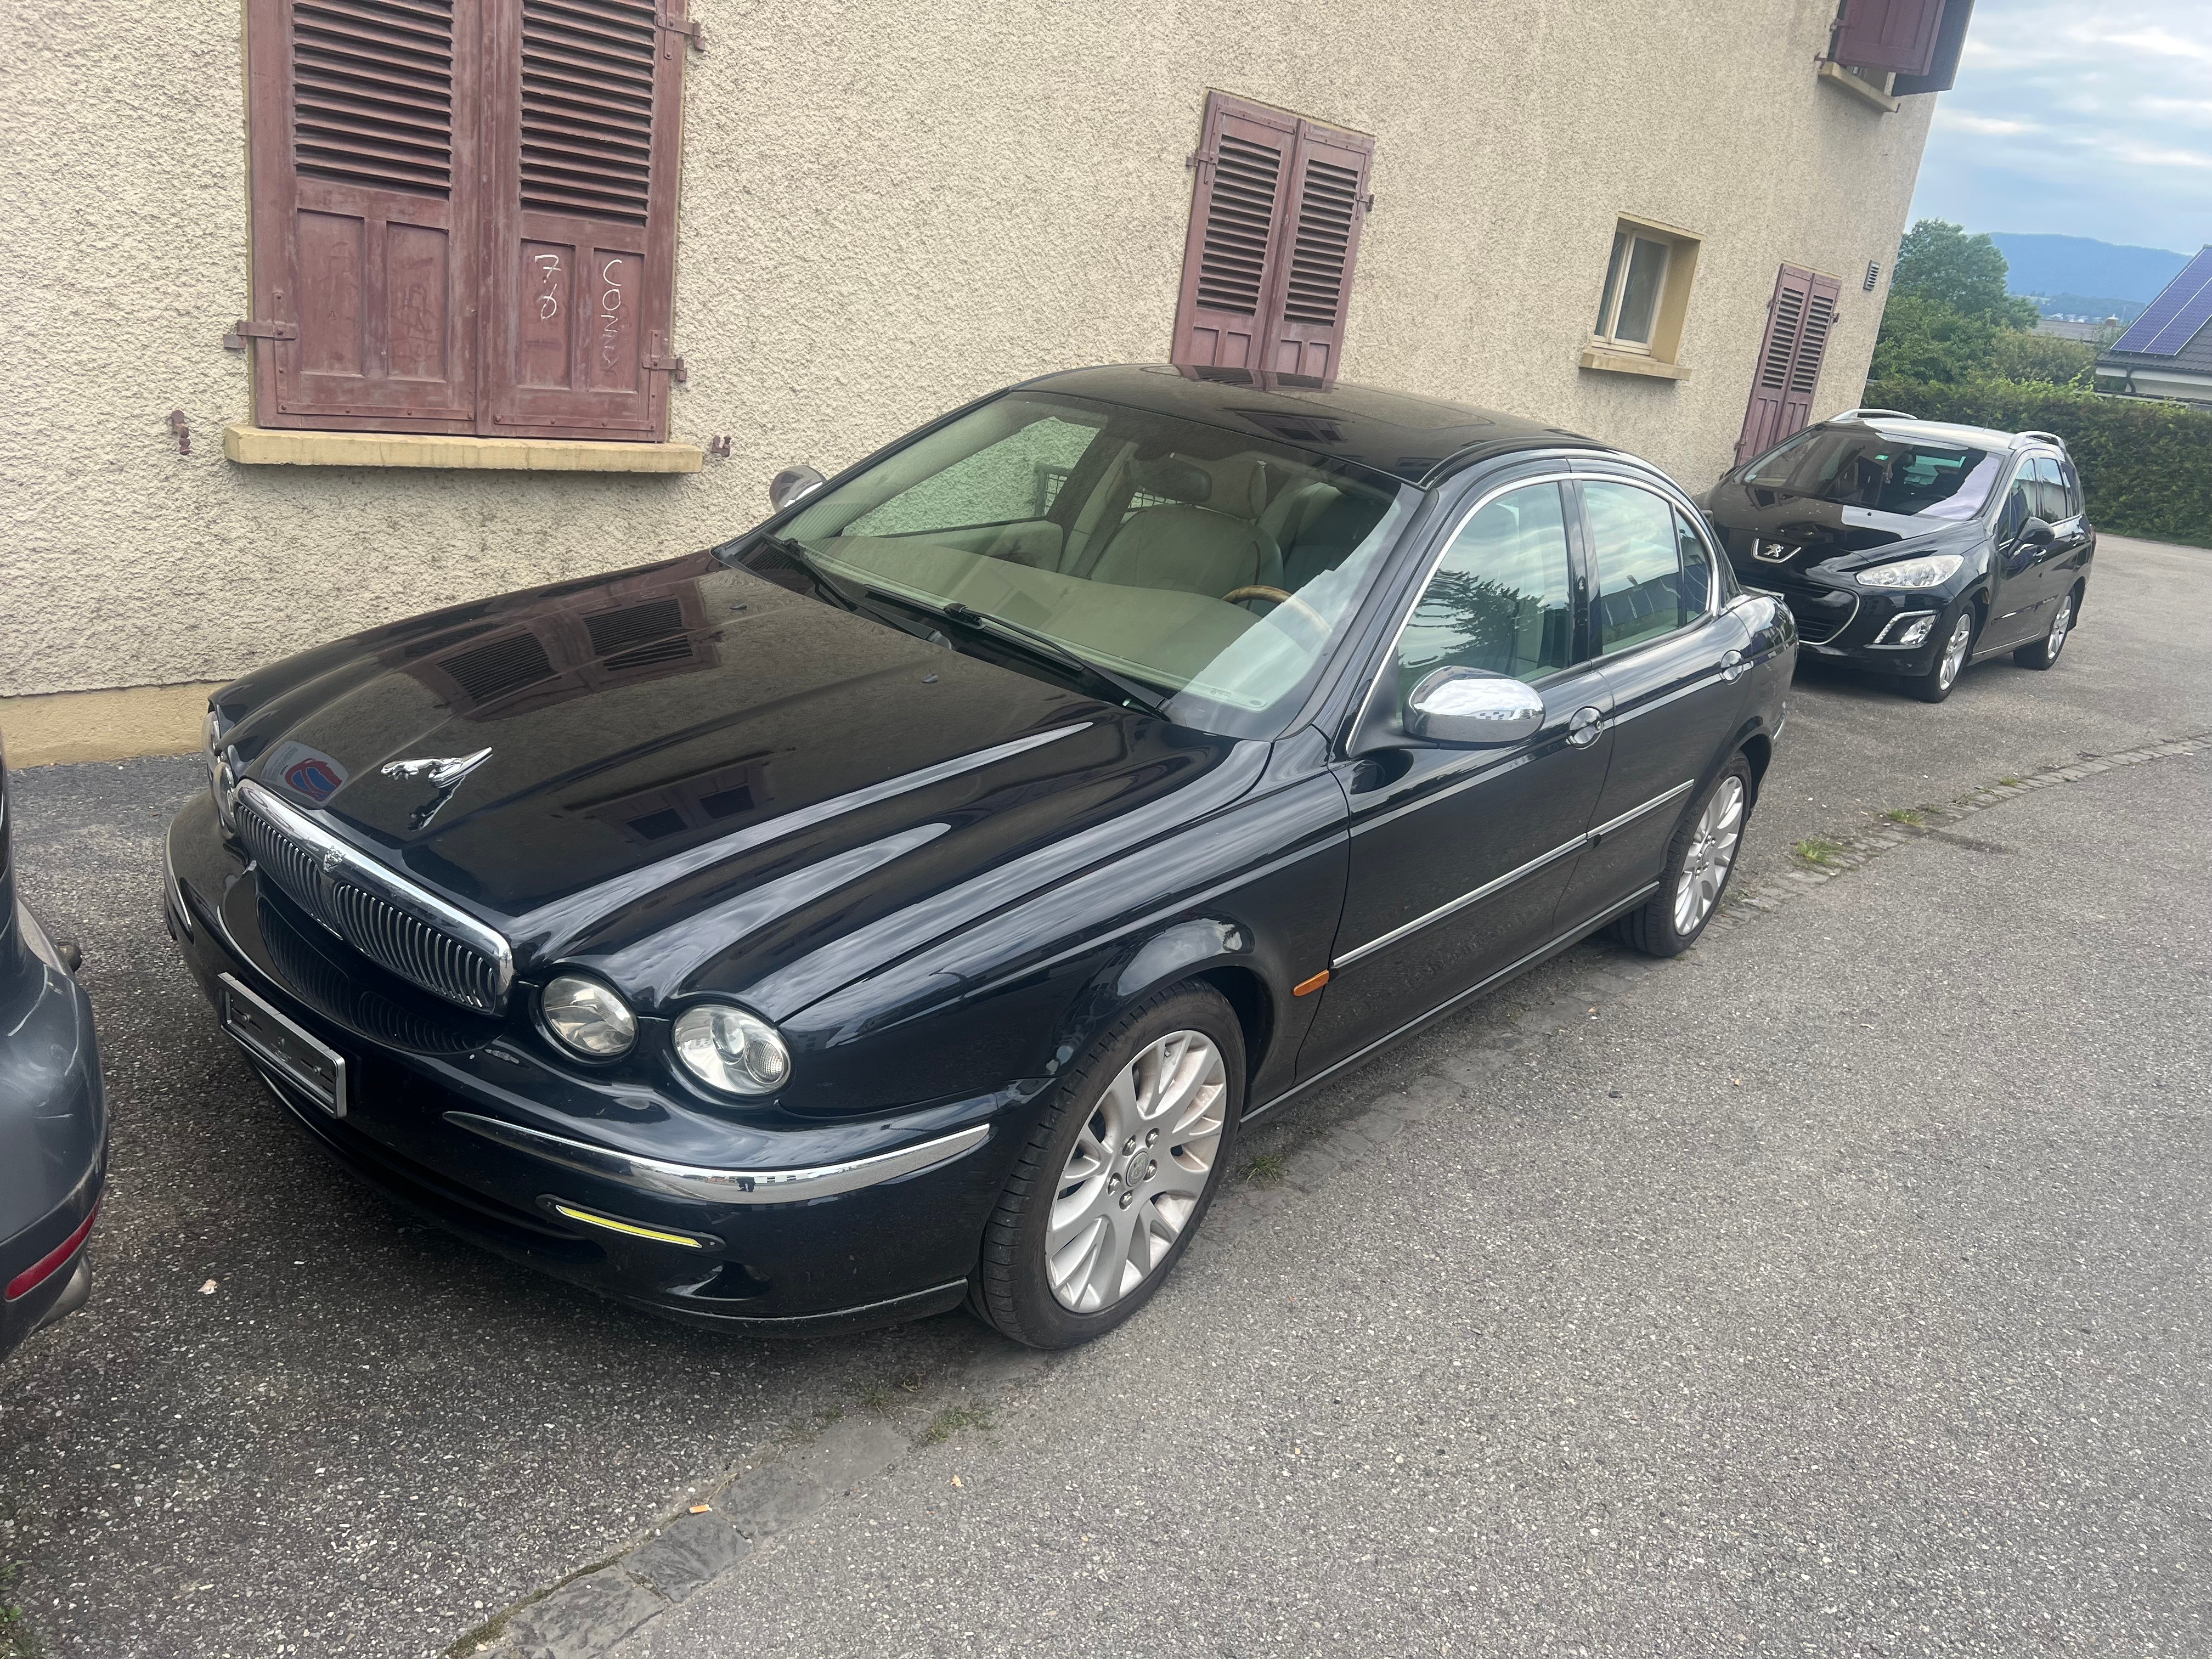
[1997,776,2022,787]
[1883,807,1927,827]
[1,1561,38,1659]
[1793,837,1846,866]
[923,1404,994,1445]
[855,1380,895,1414]
[1245,1152,1286,1188]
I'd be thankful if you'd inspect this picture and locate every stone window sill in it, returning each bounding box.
[1578,347,1688,382]
[222,424,703,473]
[1818,61,1899,113]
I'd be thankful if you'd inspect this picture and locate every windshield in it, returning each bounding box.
[744,391,1418,737]
[1742,427,2003,521]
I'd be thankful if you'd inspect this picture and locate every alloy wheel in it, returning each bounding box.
[1937,612,1973,691]
[1046,1030,1227,1313]
[2046,594,2073,662]
[1672,776,1745,935]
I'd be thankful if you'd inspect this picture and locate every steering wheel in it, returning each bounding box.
[1222,585,1330,639]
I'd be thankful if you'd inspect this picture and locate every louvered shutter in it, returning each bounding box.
[480,0,689,439]
[1171,94,1299,371]
[1260,121,1373,380]
[1734,265,1841,466]
[1831,0,1946,76]
[245,0,482,431]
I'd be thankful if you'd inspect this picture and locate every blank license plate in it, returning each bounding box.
[221,973,348,1118]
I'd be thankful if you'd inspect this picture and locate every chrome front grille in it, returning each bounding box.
[236,781,512,1015]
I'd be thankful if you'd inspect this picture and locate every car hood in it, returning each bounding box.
[1707,479,1985,568]
[219,555,1256,1009]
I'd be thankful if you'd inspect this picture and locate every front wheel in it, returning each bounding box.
[1906,605,1977,703]
[1612,758,1752,957]
[975,984,1242,1348]
[2014,585,2078,669]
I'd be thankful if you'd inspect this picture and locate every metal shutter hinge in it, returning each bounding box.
[706,436,732,458]
[223,319,298,350]
[1359,193,1375,212]
[642,353,688,383]
[657,8,704,49]
[1186,149,1216,171]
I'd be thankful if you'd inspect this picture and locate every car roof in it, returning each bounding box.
[1019,363,1606,485]
[1827,415,2053,452]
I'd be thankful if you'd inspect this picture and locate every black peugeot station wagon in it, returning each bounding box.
[166,366,1793,1348]
[1703,411,2095,703]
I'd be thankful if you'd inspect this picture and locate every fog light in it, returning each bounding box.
[540,974,636,1058]
[1878,612,1937,649]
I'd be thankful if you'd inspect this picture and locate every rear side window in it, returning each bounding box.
[1393,483,1576,696]
[2032,457,2072,522]
[1584,481,1712,655]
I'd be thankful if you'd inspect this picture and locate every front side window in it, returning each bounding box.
[1742,428,2002,520]
[2032,456,2072,523]
[762,392,1418,737]
[1585,482,1712,656]
[1391,483,1575,706]
[1996,472,2035,543]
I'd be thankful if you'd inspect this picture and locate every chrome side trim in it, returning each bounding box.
[444,1113,991,1205]
[1333,829,1588,969]
[1250,881,1662,1126]
[239,780,516,1011]
[1589,777,1694,840]
[1333,780,1693,969]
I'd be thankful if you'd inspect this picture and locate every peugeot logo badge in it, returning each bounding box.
[321,850,344,873]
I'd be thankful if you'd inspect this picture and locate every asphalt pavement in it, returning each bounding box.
[1,531,2205,1659]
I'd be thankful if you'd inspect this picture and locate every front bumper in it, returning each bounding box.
[165,793,1035,1334]
[1733,561,1955,675]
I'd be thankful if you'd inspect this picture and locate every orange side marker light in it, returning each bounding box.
[1292,969,1331,997]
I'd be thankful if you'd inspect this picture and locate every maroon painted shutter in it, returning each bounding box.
[1736,266,1820,465]
[245,0,482,431]
[480,0,689,440]
[1261,121,1374,380]
[1171,94,1298,371]
[1778,270,1842,439]
[1831,0,1946,76]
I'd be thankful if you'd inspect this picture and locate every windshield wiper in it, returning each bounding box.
[744,532,866,613]
[937,602,1171,716]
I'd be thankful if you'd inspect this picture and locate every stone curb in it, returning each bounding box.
[450,727,2211,1658]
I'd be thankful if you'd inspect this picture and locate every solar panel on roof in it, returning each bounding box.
[2109,246,2212,356]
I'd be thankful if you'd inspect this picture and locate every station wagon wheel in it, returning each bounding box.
[975,984,1244,1348]
[1907,605,1977,703]
[2015,584,2079,670]
[1612,756,1755,958]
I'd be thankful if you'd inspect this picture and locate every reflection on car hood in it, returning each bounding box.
[1707,481,1985,569]
[218,555,1256,1001]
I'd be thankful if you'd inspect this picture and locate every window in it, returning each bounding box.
[2031,456,2073,523]
[1995,471,2035,544]
[1741,428,2002,519]
[1171,92,1375,381]
[1583,217,1700,376]
[1734,263,1843,465]
[1391,484,1576,704]
[1584,481,1712,656]
[240,0,695,442]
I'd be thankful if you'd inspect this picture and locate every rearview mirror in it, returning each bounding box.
[769,464,827,512]
[1404,667,1545,746]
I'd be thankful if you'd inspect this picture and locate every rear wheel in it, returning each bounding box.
[1906,605,1977,703]
[975,984,1242,1348]
[2014,585,2078,669]
[1612,758,1752,957]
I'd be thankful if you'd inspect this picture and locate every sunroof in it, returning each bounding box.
[2109,246,2212,356]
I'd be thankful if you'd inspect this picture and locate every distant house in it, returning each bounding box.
[2036,317,2120,344]
[2096,249,2212,405]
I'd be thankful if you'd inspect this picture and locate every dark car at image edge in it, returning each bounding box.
[1703,408,2094,703]
[165,365,1793,1348]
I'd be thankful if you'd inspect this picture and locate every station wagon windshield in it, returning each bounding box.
[1743,427,2002,520]
[751,392,1418,737]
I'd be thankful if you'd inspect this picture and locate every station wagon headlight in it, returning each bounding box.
[540,974,637,1059]
[1858,553,1963,589]
[673,1003,791,1096]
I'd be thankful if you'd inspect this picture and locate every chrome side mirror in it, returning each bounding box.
[769,464,826,512]
[1403,667,1545,746]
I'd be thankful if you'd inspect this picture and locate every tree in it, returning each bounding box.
[1890,219,2041,328]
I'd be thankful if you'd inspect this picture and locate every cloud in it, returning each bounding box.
[1909,0,2212,250]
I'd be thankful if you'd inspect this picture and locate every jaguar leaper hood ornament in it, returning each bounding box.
[381,748,493,789]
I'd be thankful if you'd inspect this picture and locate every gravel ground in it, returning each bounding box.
[0,531,2204,1658]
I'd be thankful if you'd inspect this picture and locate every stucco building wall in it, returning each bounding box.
[1,0,1932,700]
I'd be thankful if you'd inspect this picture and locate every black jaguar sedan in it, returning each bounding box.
[1703,411,2094,702]
[166,366,1791,1348]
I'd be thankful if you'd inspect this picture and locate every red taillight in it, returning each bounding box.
[5,1202,99,1302]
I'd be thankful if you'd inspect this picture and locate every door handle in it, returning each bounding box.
[1566,706,1604,747]
[1720,648,1746,684]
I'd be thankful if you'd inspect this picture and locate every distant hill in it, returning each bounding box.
[2030,292,2146,324]
[1987,233,2193,305]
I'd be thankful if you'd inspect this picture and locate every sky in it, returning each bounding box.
[1906,0,2212,252]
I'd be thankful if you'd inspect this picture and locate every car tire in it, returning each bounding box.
[2013,584,2079,670]
[1611,757,1753,958]
[1906,603,1978,703]
[973,983,1244,1349]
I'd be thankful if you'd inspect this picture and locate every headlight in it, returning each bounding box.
[540,974,637,1058]
[1858,554,1963,589]
[673,1003,791,1096]
[204,709,240,832]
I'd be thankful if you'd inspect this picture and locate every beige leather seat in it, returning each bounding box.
[1085,455,1282,599]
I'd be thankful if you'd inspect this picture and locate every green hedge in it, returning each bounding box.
[1863,377,2212,546]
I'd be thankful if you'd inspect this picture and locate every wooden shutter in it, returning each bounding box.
[245,0,482,431]
[1261,122,1374,380]
[480,0,690,439]
[1172,94,1299,371]
[1831,0,1946,76]
[1734,264,1842,465]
